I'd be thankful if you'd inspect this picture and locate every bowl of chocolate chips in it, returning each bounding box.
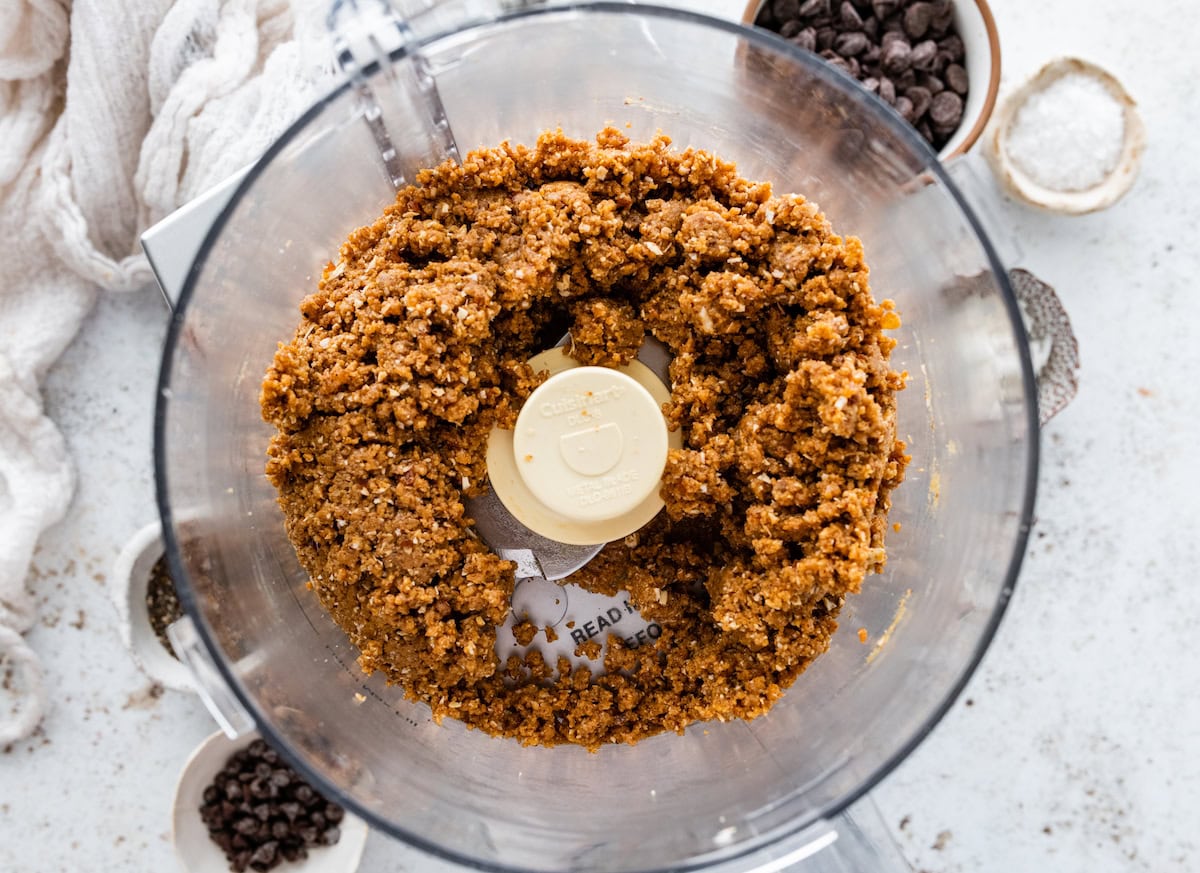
[746,0,1001,158]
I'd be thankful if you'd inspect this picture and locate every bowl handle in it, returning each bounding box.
[945,153,1080,424]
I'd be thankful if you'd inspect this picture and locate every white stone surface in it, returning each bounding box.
[2,1,1197,872]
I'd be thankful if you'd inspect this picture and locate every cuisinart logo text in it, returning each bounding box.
[539,384,625,418]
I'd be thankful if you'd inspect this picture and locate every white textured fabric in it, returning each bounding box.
[0,0,333,744]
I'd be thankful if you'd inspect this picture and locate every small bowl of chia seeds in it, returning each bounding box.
[744,0,1002,159]
[111,520,196,692]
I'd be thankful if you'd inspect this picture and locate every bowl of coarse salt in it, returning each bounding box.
[989,57,1144,214]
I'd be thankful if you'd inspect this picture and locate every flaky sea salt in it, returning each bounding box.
[1004,72,1126,192]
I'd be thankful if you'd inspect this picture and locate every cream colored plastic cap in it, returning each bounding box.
[485,348,681,546]
[513,367,668,523]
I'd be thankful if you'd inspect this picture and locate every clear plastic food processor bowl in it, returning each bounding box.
[155,3,1038,871]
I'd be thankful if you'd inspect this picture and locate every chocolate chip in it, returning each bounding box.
[249,841,278,868]
[780,19,804,38]
[910,39,938,71]
[870,0,899,20]
[880,39,911,75]
[825,54,852,74]
[834,31,870,56]
[862,76,880,93]
[929,90,964,127]
[903,2,933,39]
[839,1,864,30]
[861,15,880,40]
[799,0,831,15]
[931,0,955,34]
[917,71,944,94]
[905,85,932,119]
[945,63,968,95]
[790,26,818,50]
[938,33,964,61]
[879,76,896,105]
[320,827,341,846]
[772,0,802,20]
[894,95,915,122]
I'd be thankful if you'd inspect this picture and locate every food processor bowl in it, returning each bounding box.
[155,4,1038,871]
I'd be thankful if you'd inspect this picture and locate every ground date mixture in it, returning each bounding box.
[261,129,907,749]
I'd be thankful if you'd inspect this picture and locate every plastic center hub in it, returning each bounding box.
[512,367,669,524]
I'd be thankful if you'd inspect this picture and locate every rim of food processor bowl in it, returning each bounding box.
[154,4,1040,871]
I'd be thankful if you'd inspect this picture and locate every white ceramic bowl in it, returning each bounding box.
[742,0,1002,160]
[111,520,196,692]
[988,56,1145,214]
[173,730,369,873]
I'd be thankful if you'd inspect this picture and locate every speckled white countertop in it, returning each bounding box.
[2,1,1197,871]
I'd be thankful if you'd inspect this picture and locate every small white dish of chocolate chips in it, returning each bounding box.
[173,730,368,873]
[747,0,1002,159]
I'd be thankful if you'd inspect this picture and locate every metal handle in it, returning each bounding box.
[943,153,1080,424]
[1008,267,1080,425]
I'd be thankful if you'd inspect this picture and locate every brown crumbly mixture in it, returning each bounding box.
[567,298,644,367]
[511,619,538,647]
[261,129,907,749]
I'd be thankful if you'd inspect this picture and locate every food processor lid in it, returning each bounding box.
[150,3,1041,872]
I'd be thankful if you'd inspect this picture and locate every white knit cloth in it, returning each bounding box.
[0,0,333,744]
